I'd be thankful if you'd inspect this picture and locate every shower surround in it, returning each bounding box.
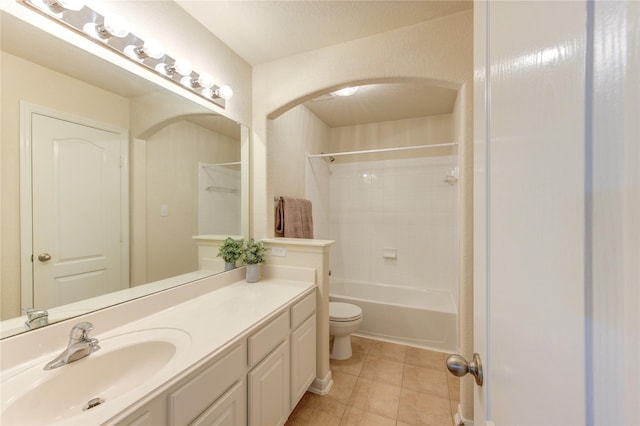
[308,153,459,350]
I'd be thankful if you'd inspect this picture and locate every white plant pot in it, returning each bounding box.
[224,262,236,271]
[246,264,261,283]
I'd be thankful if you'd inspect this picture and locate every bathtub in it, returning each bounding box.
[330,280,457,352]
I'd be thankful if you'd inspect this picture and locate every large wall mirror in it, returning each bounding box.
[0,11,249,338]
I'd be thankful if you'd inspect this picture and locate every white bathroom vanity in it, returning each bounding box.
[0,266,318,425]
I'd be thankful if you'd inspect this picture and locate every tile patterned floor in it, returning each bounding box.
[286,336,460,426]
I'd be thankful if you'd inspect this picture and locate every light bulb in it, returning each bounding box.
[33,0,83,14]
[197,73,214,89]
[83,14,129,40]
[141,38,164,59]
[124,38,165,61]
[124,45,143,62]
[102,14,129,38]
[56,0,84,10]
[217,85,233,100]
[173,58,193,76]
[82,22,101,39]
[45,0,84,12]
[156,58,192,77]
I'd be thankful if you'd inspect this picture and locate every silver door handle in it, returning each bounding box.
[446,353,484,386]
[38,253,52,262]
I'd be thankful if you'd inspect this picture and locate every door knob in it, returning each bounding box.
[38,253,52,262]
[446,353,483,386]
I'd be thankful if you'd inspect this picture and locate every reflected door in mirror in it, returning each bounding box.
[31,112,128,308]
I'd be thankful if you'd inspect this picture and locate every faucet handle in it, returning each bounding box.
[23,307,48,319]
[22,308,49,330]
[70,322,94,340]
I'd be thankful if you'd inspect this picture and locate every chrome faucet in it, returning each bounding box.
[44,322,100,370]
[23,308,48,330]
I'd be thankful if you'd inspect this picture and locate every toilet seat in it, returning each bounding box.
[330,302,362,322]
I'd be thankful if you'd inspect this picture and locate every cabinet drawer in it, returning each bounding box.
[169,344,245,426]
[248,311,289,367]
[290,292,315,329]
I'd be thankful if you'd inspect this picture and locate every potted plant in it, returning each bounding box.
[217,237,243,271]
[242,238,266,283]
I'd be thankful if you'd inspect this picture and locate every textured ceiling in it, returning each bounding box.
[175,0,472,66]
[175,0,471,127]
[304,82,458,128]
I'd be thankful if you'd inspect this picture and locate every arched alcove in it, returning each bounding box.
[250,10,475,416]
[268,77,461,121]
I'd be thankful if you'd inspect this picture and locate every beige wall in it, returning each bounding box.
[268,105,331,201]
[253,9,474,418]
[329,113,455,162]
[143,120,239,283]
[0,52,130,320]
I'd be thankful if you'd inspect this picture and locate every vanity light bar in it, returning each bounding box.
[21,0,233,108]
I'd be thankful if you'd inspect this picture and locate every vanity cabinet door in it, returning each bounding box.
[115,395,166,426]
[248,340,290,426]
[190,380,246,426]
[290,314,316,409]
[169,344,245,425]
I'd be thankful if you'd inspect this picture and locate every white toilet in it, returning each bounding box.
[329,302,363,360]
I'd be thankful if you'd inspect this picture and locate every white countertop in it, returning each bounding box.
[0,275,315,425]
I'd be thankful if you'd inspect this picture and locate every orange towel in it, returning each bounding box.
[275,196,314,238]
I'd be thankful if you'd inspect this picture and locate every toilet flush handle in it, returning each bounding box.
[446,353,483,386]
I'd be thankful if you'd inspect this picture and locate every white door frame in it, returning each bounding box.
[19,102,129,308]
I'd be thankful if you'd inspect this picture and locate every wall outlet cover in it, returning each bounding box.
[271,247,287,257]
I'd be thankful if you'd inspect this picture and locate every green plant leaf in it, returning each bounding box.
[217,237,243,263]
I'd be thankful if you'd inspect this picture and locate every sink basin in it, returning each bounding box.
[1,328,191,425]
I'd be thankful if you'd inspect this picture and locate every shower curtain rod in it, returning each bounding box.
[306,142,458,159]
[203,161,241,167]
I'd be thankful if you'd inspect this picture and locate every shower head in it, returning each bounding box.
[317,152,336,163]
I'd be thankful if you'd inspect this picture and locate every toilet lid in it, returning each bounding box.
[330,302,362,321]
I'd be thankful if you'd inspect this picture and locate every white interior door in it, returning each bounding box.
[28,109,128,309]
[473,0,588,424]
[473,1,639,425]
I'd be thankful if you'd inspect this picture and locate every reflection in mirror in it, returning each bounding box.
[143,115,241,283]
[0,11,247,338]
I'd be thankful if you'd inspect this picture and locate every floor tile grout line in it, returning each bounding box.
[395,352,406,424]
[327,338,458,426]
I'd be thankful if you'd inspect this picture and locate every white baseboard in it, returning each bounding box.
[307,371,333,395]
[455,403,474,426]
